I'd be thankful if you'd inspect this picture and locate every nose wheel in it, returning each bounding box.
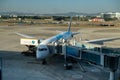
[42,59,47,65]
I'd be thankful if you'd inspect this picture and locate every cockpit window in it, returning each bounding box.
[38,48,47,51]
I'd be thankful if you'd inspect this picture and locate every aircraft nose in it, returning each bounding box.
[36,50,44,59]
[36,51,43,59]
[36,49,49,59]
[36,51,40,59]
[36,45,49,59]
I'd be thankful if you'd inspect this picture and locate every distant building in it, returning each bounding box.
[101,12,120,20]
[116,12,120,19]
[12,15,18,18]
[89,18,104,22]
[10,14,18,18]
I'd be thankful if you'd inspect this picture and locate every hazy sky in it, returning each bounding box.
[0,0,119,14]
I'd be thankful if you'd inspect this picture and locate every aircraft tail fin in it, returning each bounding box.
[68,17,72,32]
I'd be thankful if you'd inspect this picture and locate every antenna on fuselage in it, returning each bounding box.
[68,16,72,32]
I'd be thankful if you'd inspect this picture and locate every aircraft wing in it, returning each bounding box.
[72,32,80,35]
[84,37,120,45]
[14,32,35,38]
[56,30,63,33]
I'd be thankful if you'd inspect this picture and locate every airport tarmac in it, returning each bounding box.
[0,25,120,80]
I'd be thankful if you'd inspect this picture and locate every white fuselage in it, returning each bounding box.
[36,31,72,59]
[40,31,72,45]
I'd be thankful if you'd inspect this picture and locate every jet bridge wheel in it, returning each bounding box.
[64,63,73,70]
[64,57,73,70]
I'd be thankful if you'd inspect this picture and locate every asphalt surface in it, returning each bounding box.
[0,25,120,80]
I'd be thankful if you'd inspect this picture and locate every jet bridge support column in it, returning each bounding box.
[100,54,104,66]
[110,71,115,80]
[63,44,72,70]
[104,55,119,80]
[100,47,104,66]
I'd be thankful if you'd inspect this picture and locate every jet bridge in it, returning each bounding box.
[63,41,120,80]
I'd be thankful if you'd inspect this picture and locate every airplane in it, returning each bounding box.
[15,17,120,66]
[15,17,79,63]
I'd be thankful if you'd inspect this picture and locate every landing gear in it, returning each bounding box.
[42,59,47,65]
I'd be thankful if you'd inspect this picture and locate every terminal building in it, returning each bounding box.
[101,12,120,20]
